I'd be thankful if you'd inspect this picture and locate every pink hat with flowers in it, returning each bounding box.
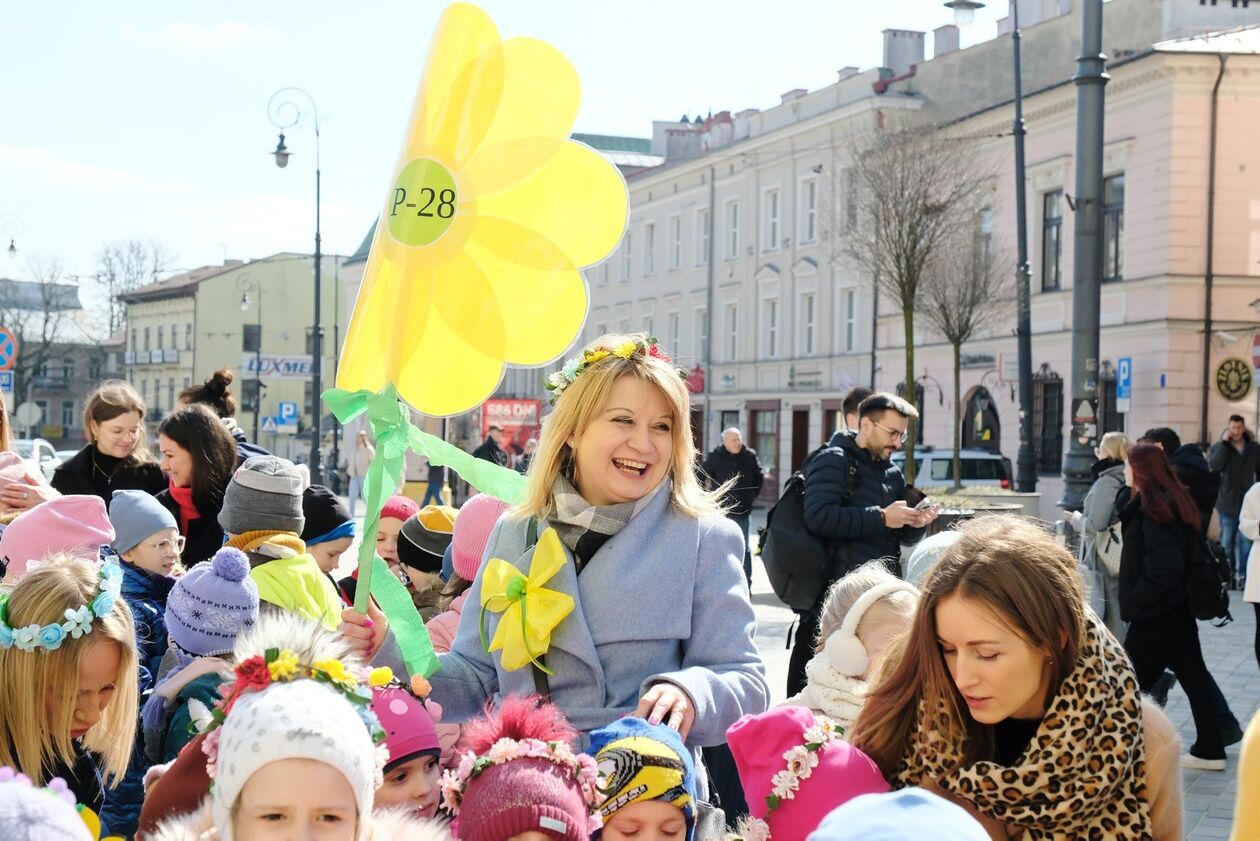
[727,706,889,840]
[368,668,442,772]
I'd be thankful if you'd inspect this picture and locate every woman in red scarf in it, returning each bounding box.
[154,404,238,568]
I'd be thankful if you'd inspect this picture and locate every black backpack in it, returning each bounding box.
[758,446,857,612]
[1184,529,1233,626]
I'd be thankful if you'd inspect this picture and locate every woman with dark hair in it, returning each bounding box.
[155,404,238,567]
[1121,442,1226,771]
[179,369,268,464]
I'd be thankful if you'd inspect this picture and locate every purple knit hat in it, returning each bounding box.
[165,547,260,658]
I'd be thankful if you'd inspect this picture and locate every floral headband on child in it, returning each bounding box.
[544,336,688,405]
[440,735,603,834]
[738,716,840,841]
[199,648,388,782]
[0,560,122,653]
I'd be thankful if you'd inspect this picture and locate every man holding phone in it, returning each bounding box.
[785,391,938,695]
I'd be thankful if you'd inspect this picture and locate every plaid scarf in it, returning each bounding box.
[549,476,670,570]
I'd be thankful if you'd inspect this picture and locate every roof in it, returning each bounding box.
[119,262,242,302]
[571,133,652,154]
[1154,25,1260,54]
[0,278,81,311]
[345,219,377,266]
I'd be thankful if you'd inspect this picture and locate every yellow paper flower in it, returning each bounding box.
[479,527,575,672]
[584,349,610,364]
[268,650,300,681]
[313,659,356,688]
[337,2,628,416]
[368,666,395,688]
[613,341,638,359]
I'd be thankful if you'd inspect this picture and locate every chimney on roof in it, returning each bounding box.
[882,29,925,76]
[223,259,243,267]
[934,24,960,57]
[837,66,860,82]
[780,88,807,105]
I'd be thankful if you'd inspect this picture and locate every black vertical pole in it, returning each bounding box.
[1011,1,1037,493]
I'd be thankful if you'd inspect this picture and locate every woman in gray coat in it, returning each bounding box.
[342,334,769,770]
[1068,431,1130,638]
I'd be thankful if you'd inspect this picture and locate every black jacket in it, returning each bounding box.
[51,445,166,507]
[701,445,765,515]
[226,420,270,465]
[1208,433,1260,514]
[802,431,924,577]
[472,437,509,467]
[155,489,226,569]
[1170,444,1219,535]
[1118,494,1192,623]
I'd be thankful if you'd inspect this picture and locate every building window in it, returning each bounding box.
[170,322,177,349]
[724,303,739,361]
[1041,190,1063,292]
[695,307,708,360]
[695,208,709,266]
[306,327,322,357]
[243,324,262,353]
[1032,366,1064,474]
[843,167,858,229]
[668,215,682,270]
[666,311,680,357]
[799,292,816,356]
[61,357,74,379]
[89,359,101,379]
[1103,174,1125,283]
[1098,365,1124,434]
[751,409,779,479]
[725,199,740,260]
[800,178,817,243]
[622,232,632,280]
[643,314,654,339]
[35,399,48,425]
[839,289,857,353]
[242,379,260,413]
[168,377,176,409]
[978,206,993,267]
[761,298,779,359]
[762,188,780,252]
[185,323,193,351]
[157,326,164,351]
[895,383,926,445]
[643,222,656,275]
[143,326,150,351]
[183,377,191,390]
[61,400,75,427]
[130,328,137,352]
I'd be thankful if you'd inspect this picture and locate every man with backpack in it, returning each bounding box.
[785,392,937,695]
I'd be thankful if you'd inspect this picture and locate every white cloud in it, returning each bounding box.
[115,21,282,54]
[0,145,149,190]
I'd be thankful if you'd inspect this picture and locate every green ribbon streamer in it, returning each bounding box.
[368,553,438,678]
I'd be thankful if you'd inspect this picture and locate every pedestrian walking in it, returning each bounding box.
[421,460,445,506]
[1066,431,1129,639]
[1209,414,1260,589]
[471,423,509,467]
[701,427,765,584]
[346,430,374,518]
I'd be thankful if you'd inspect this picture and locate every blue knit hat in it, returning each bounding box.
[807,789,989,840]
[109,489,178,555]
[588,717,696,841]
[165,547,260,658]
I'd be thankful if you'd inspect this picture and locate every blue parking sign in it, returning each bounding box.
[1117,358,1132,400]
[0,371,11,393]
[278,401,299,421]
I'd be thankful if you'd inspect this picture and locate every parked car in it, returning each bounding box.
[55,449,79,465]
[11,438,62,482]
[891,447,1012,491]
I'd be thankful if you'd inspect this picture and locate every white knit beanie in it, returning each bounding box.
[212,680,379,841]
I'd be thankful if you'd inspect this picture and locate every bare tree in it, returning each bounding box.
[96,239,175,335]
[0,258,79,417]
[918,218,1013,489]
[838,120,985,482]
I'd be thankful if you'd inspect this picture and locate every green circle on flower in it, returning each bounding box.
[507,575,527,600]
[387,158,459,247]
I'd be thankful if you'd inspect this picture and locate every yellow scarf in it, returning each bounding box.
[227,531,341,632]
[226,530,307,558]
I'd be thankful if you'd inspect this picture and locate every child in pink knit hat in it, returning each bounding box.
[0,495,114,582]
[442,696,600,841]
[425,493,510,654]
[369,668,445,823]
[336,494,418,605]
[727,705,889,840]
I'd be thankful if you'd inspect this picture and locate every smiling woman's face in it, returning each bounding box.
[569,375,673,507]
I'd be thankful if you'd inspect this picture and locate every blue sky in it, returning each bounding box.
[1,1,1005,283]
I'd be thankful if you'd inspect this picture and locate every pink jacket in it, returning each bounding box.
[425,591,467,655]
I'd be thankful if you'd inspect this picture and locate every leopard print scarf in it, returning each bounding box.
[895,615,1153,840]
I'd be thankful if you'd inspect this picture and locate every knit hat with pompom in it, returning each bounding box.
[165,547,260,659]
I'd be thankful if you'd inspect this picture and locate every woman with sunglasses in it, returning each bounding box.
[154,404,238,568]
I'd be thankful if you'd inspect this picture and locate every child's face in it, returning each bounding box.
[310,537,353,575]
[122,527,182,576]
[403,566,441,593]
[234,758,358,840]
[860,618,910,677]
[376,518,403,566]
[602,800,689,841]
[68,638,122,739]
[374,754,441,819]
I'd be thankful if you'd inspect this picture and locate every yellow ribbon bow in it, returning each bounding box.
[479,527,575,673]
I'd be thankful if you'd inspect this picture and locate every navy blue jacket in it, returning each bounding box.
[120,562,176,695]
[802,431,924,578]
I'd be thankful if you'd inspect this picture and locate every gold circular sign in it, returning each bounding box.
[1215,357,1253,402]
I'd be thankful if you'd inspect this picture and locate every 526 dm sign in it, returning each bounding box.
[388,158,458,247]
[1215,357,1253,401]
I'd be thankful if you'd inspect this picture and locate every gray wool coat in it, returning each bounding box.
[427,485,770,750]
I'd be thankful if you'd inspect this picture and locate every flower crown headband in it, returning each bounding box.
[199,647,387,783]
[440,735,603,835]
[738,716,841,841]
[545,336,687,405]
[0,560,123,653]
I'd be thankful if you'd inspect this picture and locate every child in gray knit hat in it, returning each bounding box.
[218,455,306,539]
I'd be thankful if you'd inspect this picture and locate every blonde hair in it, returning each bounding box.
[0,554,139,787]
[815,560,917,652]
[84,380,155,464]
[516,333,724,520]
[1098,431,1130,462]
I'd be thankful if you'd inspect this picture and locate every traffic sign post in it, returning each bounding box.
[278,401,299,422]
[1116,357,1132,414]
[0,371,12,394]
[261,416,279,434]
[0,328,18,372]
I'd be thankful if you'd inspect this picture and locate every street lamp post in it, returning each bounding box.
[268,87,323,478]
[946,0,1037,493]
[1060,0,1109,511]
[1,213,23,258]
[237,274,263,442]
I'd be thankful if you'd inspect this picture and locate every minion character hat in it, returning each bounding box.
[588,716,696,840]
